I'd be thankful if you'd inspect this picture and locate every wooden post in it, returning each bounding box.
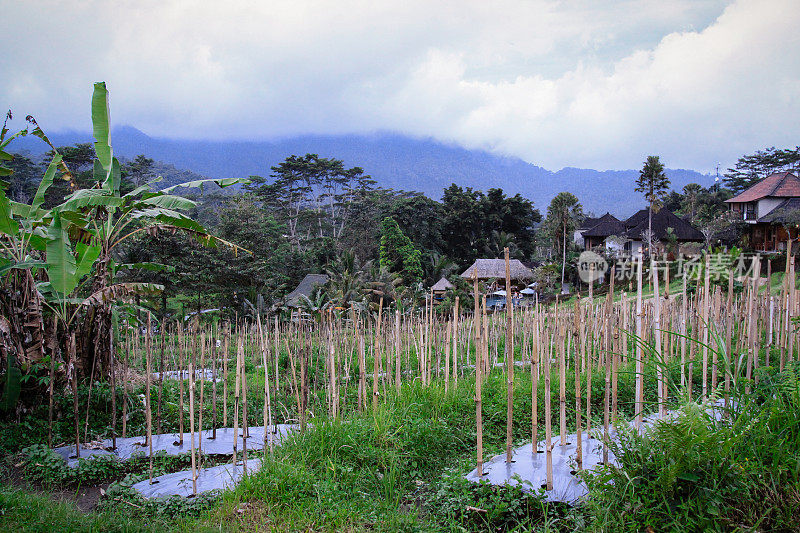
[373,296,383,411]
[531,311,539,454]
[652,257,664,417]
[157,323,165,435]
[146,313,154,483]
[701,253,711,400]
[635,254,644,429]
[574,299,582,469]
[395,309,401,392]
[544,333,553,491]
[232,337,242,465]
[453,296,460,385]
[211,328,218,440]
[475,296,485,477]
[198,331,205,455]
[188,346,197,496]
[504,247,514,463]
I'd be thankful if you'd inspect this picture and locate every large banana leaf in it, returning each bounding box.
[75,242,101,279]
[45,211,79,295]
[0,189,18,236]
[129,207,206,233]
[58,188,124,211]
[162,177,248,193]
[80,282,163,307]
[138,193,196,210]
[30,154,62,212]
[91,82,115,193]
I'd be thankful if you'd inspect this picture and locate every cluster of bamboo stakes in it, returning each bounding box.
[62,246,798,495]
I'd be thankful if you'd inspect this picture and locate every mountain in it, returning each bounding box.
[14,126,713,217]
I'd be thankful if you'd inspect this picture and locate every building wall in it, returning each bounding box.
[757,198,784,218]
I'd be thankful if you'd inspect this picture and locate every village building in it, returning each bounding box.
[430,277,454,300]
[578,207,703,256]
[579,212,626,252]
[620,207,704,256]
[460,258,535,284]
[725,171,800,252]
[284,273,328,307]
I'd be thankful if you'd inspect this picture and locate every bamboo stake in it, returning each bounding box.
[701,254,711,400]
[198,331,205,455]
[395,309,401,392]
[223,323,229,427]
[189,344,197,496]
[211,328,218,440]
[544,333,553,491]
[146,313,155,483]
[232,337,242,465]
[475,296,485,477]
[574,300,582,469]
[504,247,514,463]
[176,322,185,446]
[635,254,644,429]
[257,315,273,454]
[48,317,57,449]
[373,296,383,411]
[531,310,539,455]
[70,332,80,458]
[453,296,460,385]
[157,323,165,435]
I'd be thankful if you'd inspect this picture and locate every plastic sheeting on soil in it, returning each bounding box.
[465,399,728,503]
[150,368,221,382]
[54,424,298,468]
[132,458,263,499]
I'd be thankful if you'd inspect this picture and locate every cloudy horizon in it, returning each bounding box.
[2,0,798,173]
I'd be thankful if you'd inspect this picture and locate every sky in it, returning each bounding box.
[1,0,798,173]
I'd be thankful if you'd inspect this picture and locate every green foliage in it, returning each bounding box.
[379,216,422,286]
[426,472,554,530]
[724,145,800,194]
[581,364,800,532]
[635,155,670,209]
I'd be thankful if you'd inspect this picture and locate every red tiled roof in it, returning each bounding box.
[725,172,800,203]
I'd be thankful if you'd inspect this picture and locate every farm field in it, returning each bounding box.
[2,254,800,532]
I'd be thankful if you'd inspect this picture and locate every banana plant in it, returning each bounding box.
[42,82,249,374]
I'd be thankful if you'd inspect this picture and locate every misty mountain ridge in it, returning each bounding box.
[14,126,714,217]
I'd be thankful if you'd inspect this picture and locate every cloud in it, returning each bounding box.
[1,0,797,172]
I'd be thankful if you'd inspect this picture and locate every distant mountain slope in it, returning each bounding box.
[15,127,713,217]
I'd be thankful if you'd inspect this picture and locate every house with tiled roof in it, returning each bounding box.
[725,172,800,251]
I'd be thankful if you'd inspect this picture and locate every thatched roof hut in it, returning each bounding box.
[431,277,455,293]
[285,274,328,307]
[460,259,534,281]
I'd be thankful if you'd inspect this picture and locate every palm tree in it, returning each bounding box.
[544,192,583,288]
[324,250,371,309]
[484,230,519,258]
[423,252,456,286]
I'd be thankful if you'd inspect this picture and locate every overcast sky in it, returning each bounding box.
[2,0,798,172]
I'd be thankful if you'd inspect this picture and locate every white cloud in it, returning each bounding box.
[1,0,797,172]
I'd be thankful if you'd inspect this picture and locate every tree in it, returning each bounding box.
[724,146,800,194]
[379,217,422,286]
[635,155,670,255]
[122,154,155,187]
[544,192,583,287]
[247,153,374,250]
[681,183,703,223]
